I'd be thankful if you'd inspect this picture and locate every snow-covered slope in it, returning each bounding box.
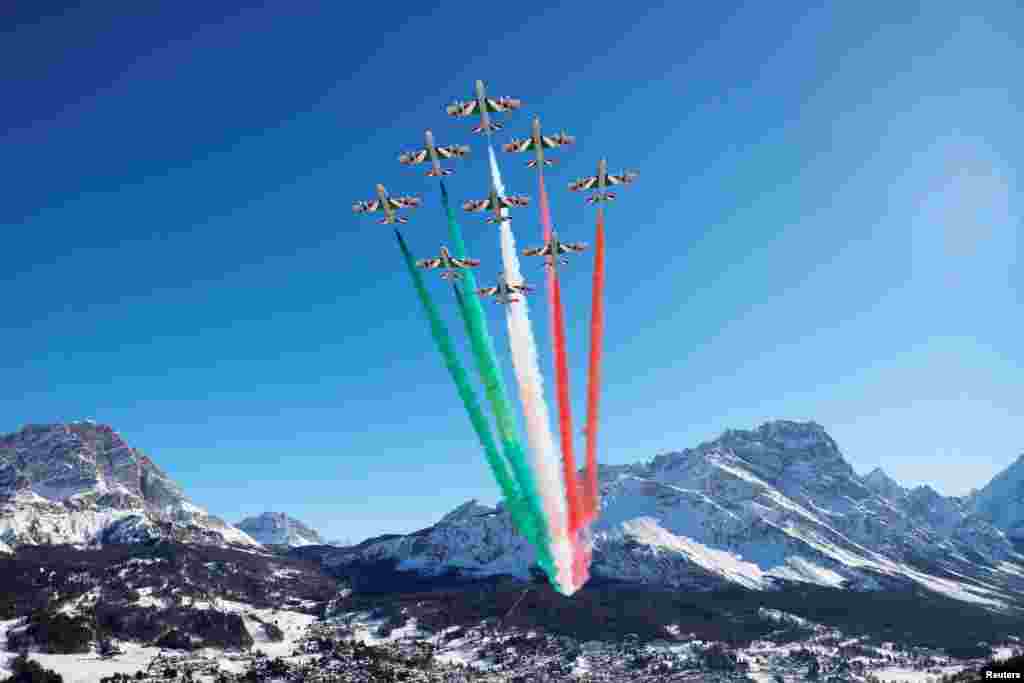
[0,421,259,550]
[323,421,1024,609]
[235,511,323,547]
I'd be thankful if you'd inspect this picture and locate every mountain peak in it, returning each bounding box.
[235,512,323,547]
[755,419,830,442]
[0,421,258,550]
[439,499,496,525]
[863,467,905,500]
[713,420,835,451]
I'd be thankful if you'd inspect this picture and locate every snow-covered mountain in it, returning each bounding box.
[971,454,1024,542]
[235,511,323,547]
[322,421,1024,609]
[0,421,259,551]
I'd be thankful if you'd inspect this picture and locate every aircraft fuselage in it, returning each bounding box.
[475,80,491,133]
[532,117,545,167]
[376,184,394,222]
[425,130,442,176]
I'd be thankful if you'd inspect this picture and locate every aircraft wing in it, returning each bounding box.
[523,244,551,257]
[462,198,492,213]
[503,138,535,153]
[477,287,499,297]
[485,96,522,113]
[509,283,534,293]
[569,176,599,192]
[446,100,477,118]
[539,133,575,149]
[398,149,430,165]
[435,144,470,159]
[352,199,381,213]
[416,258,442,269]
[499,195,530,208]
[452,257,480,268]
[559,242,589,253]
[607,171,639,185]
[388,196,421,209]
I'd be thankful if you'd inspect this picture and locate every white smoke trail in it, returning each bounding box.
[487,144,577,593]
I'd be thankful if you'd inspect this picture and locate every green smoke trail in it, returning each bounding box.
[393,228,533,538]
[441,184,556,578]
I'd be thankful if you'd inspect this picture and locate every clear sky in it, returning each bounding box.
[2,2,1020,543]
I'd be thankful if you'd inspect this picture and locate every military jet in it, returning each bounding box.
[398,130,470,177]
[446,80,522,134]
[503,117,575,168]
[477,271,535,304]
[522,231,588,269]
[569,158,638,203]
[462,187,531,224]
[352,184,421,224]
[416,246,481,280]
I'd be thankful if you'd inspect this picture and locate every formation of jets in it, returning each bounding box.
[356,79,639,286]
[463,187,531,224]
[416,245,480,281]
[569,158,638,203]
[503,117,575,168]
[477,271,535,304]
[399,130,470,177]
[352,184,421,224]
[523,231,589,269]
[447,80,522,134]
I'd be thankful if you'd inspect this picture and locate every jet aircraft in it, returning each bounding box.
[503,117,575,168]
[398,130,470,176]
[352,184,421,224]
[522,231,588,269]
[416,246,481,280]
[446,80,522,134]
[569,158,638,203]
[462,188,531,224]
[477,271,535,304]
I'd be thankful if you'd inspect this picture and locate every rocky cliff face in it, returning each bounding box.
[971,454,1024,541]
[323,421,1024,610]
[0,421,258,550]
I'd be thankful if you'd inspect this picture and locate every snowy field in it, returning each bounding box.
[0,604,1015,682]
[0,599,319,683]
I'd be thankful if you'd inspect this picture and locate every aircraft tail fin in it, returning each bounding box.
[472,121,502,134]
[586,192,616,204]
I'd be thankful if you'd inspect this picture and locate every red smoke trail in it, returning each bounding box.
[581,206,606,524]
[537,170,585,535]
[571,528,593,588]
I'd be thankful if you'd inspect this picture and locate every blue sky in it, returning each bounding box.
[2,2,1020,543]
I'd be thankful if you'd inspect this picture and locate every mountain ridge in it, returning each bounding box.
[5,418,1024,615]
[320,420,1024,611]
